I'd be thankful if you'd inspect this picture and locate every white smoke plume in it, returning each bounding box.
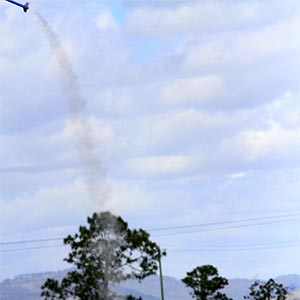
[34,11,108,205]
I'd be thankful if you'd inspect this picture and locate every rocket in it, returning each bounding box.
[5,0,29,12]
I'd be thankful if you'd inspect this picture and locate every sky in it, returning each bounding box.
[0,0,300,282]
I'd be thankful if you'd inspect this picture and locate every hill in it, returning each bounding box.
[1,271,300,300]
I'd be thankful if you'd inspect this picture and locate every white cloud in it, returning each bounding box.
[123,0,196,5]
[0,180,92,236]
[95,10,120,32]
[182,17,300,73]
[0,177,155,244]
[50,118,114,149]
[160,75,224,105]
[125,155,198,177]
[110,108,251,162]
[125,1,292,37]
[105,180,153,215]
[219,123,300,166]
[265,91,300,129]
[228,172,246,180]
[92,88,134,115]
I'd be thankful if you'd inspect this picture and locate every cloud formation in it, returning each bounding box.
[0,0,300,281]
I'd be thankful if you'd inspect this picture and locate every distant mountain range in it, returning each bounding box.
[1,271,300,300]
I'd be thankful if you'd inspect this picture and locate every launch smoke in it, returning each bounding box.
[34,11,106,204]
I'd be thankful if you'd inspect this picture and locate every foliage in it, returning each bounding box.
[41,211,165,300]
[244,279,288,300]
[182,265,231,300]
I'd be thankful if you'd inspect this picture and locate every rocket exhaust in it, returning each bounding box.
[34,11,107,205]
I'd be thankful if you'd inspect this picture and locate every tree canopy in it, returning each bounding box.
[244,279,288,300]
[41,211,166,300]
[182,264,231,300]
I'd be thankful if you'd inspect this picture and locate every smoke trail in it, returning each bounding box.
[34,11,107,204]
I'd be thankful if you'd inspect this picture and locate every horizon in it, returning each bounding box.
[2,268,300,282]
[2,270,300,300]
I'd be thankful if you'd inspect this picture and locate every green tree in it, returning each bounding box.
[182,265,231,300]
[41,211,166,300]
[244,279,288,300]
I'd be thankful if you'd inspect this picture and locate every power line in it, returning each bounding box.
[169,243,300,252]
[0,244,65,253]
[1,212,300,246]
[147,212,300,231]
[2,240,300,254]
[0,237,64,246]
[152,217,300,237]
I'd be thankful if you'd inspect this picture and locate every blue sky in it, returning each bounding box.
[1,0,300,282]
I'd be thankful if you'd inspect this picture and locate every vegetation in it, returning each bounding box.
[244,279,288,300]
[182,264,231,300]
[41,211,165,300]
[40,211,290,300]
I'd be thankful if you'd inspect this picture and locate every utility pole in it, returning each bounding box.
[158,254,165,300]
